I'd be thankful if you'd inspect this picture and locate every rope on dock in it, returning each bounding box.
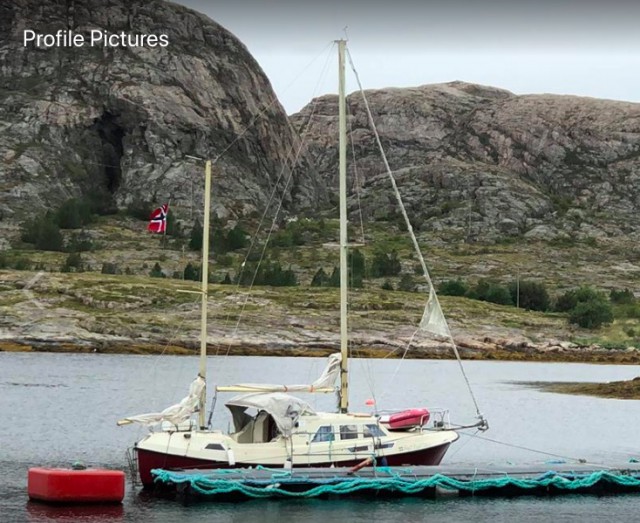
[151,468,640,499]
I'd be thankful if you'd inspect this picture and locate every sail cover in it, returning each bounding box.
[216,353,341,393]
[225,392,315,437]
[418,287,450,338]
[117,376,205,426]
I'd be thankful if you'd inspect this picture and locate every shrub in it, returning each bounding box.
[226,225,248,251]
[183,262,199,281]
[439,279,468,297]
[149,262,165,278]
[555,286,603,312]
[509,280,550,311]
[126,200,153,221]
[56,199,93,229]
[221,272,232,285]
[370,250,401,277]
[62,252,83,273]
[21,213,64,251]
[13,258,31,271]
[328,267,340,288]
[569,300,614,329]
[101,262,120,275]
[37,221,64,252]
[66,232,94,253]
[311,268,329,287]
[398,273,416,292]
[610,288,635,305]
[189,220,203,251]
[381,280,394,291]
[467,279,513,306]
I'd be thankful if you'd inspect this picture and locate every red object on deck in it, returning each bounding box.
[381,408,430,430]
[28,468,125,504]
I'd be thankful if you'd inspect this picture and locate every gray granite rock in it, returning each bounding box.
[0,0,326,225]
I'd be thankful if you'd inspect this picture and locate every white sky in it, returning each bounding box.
[175,1,640,114]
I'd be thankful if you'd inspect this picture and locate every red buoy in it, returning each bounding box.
[28,468,125,504]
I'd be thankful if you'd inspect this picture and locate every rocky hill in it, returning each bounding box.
[292,82,640,243]
[0,0,325,228]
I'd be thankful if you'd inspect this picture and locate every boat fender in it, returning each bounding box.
[347,457,373,475]
[227,449,236,466]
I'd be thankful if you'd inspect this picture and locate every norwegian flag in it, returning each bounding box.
[147,204,169,234]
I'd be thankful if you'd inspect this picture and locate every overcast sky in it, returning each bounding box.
[175,0,640,114]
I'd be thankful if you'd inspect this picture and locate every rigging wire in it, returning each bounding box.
[345,45,486,428]
[453,430,592,465]
[217,43,337,359]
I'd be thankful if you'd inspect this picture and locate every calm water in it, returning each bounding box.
[2,353,640,522]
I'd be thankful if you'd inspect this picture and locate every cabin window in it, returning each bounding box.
[340,425,358,440]
[364,424,385,438]
[312,425,334,443]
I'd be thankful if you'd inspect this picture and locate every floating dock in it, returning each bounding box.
[150,462,640,501]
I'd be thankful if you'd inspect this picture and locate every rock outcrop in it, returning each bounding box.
[292,82,640,241]
[0,0,325,225]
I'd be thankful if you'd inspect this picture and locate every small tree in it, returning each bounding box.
[328,266,340,287]
[149,262,165,278]
[555,286,602,312]
[101,262,119,275]
[183,262,199,281]
[311,268,329,287]
[610,288,635,305]
[381,280,394,291]
[569,300,614,329]
[226,225,249,251]
[509,280,550,311]
[36,219,64,252]
[398,273,416,292]
[56,198,93,229]
[439,279,468,297]
[189,220,203,251]
[62,252,83,273]
[467,280,513,306]
[370,249,401,277]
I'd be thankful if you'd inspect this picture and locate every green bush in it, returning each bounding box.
[56,199,93,229]
[569,300,614,329]
[398,273,416,292]
[370,249,401,277]
[189,220,203,251]
[466,279,513,306]
[183,262,199,281]
[610,288,635,305]
[13,258,31,271]
[66,232,94,253]
[381,280,394,291]
[62,252,83,273]
[509,280,550,311]
[101,262,120,275]
[439,279,468,297]
[126,200,154,221]
[149,262,165,278]
[311,268,329,287]
[555,286,602,312]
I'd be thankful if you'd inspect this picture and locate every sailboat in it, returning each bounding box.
[119,40,485,487]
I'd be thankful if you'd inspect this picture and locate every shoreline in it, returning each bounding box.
[3,339,640,365]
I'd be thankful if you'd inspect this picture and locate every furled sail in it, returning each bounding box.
[216,353,341,393]
[117,376,205,426]
[418,287,450,338]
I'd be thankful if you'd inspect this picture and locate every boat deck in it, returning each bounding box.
[150,462,640,501]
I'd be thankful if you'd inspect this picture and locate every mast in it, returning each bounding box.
[337,39,349,413]
[199,159,212,429]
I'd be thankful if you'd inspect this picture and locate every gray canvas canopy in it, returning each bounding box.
[226,392,316,437]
